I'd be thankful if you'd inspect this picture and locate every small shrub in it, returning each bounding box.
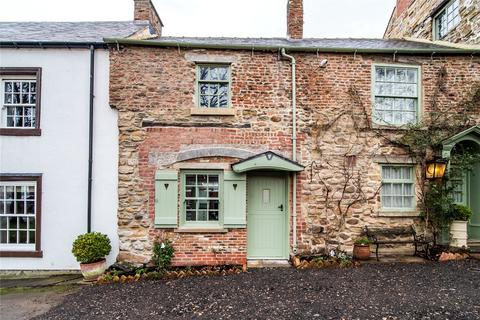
[71,232,111,264]
[354,236,372,245]
[449,204,472,221]
[152,239,175,272]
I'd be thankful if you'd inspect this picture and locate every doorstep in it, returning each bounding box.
[247,260,291,268]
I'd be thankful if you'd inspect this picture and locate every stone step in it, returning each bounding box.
[247,259,291,268]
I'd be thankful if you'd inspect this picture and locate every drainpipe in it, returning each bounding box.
[87,45,95,233]
[281,48,297,254]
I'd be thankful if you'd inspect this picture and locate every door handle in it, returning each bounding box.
[278,204,284,211]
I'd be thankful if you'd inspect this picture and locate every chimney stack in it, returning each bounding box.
[133,0,163,36]
[395,0,413,17]
[287,0,303,39]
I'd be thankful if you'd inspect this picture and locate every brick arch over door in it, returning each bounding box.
[175,147,256,162]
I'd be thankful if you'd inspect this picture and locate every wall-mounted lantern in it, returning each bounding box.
[425,158,448,179]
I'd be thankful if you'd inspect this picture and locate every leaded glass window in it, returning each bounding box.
[184,172,220,223]
[2,80,37,128]
[197,65,230,108]
[373,66,419,126]
[381,166,415,209]
[435,0,460,40]
[0,181,37,248]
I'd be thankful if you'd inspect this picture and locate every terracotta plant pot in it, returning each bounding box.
[353,244,371,260]
[80,259,107,281]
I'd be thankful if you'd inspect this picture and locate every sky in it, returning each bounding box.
[0,0,396,38]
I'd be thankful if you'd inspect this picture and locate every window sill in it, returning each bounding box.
[378,210,420,217]
[0,128,41,136]
[0,250,43,258]
[370,123,417,131]
[174,228,228,233]
[190,108,235,116]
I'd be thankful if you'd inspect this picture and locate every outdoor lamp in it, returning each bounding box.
[425,158,448,179]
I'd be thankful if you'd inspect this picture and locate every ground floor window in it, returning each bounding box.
[182,171,222,226]
[381,165,415,210]
[0,174,42,257]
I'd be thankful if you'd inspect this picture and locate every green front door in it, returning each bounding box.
[468,162,480,240]
[247,175,288,259]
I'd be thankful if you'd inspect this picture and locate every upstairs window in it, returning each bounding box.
[373,65,420,126]
[196,65,231,108]
[434,0,460,40]
[0,68,42,136]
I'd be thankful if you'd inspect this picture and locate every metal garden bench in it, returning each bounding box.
[363,225,430,261]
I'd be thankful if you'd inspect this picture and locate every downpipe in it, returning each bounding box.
[87,45,95,233]
[281,48,297,254]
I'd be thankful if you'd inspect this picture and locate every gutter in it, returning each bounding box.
[0,41,107,49]
[87,45,95,233]
[281,48,298,255]
[103,37,478,55]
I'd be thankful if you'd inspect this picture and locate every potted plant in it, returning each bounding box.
[449,204,472,248]
[72,232,112,281]
[353,237,372,260]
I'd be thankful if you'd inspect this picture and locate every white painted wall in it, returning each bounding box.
[0,48,119,270]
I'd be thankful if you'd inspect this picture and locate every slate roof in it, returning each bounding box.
[0,21,151,43]
[145,37,456,51]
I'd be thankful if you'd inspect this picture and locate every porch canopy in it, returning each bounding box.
[231,151,304,173]
[442,125,480,158]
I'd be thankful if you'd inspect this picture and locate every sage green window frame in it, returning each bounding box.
[380,164,417,211]
[432,0,460,41]
[371,63,422,127]
[195,64,232,109]
[180,170,224,228]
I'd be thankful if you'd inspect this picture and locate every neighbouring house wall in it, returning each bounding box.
[384,0,480,44]
[110,46,480,265]
[0,49,119,270]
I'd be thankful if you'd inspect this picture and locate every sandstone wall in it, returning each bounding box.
[110,46,480,265]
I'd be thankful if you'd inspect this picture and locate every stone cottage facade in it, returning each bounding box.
[384,0,480,44]
[109,0,480,266]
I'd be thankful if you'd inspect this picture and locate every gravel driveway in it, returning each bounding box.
[36,260,480,320]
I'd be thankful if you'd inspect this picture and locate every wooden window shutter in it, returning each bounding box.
[154,171,178,227]
[223,171,246,227]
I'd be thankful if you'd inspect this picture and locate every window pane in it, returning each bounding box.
[6,186,14,199]
[197,210,207,221]
[5,201,14,214]
[209,200,219,210]
[19,231,27,244]
[26,201,35,214]
[186,175,196,186]
[185,186,196,198]
[199,66,210,80]
[28,217,35,229]
[208,187,218,198]
[404,197,413,208]
[27,186,35,199]
[18,217,27,229]
[186,211,196,221]
[13,82,21,92]
[16,201,25,215]
[393,196,403,207]
[0,217,7,228]
[382,196,392,207]
[8,230,17,244]
[375,67,385,81]
[382,183,392,196]
[0,230,6,243]
[28,231,35,244]
[208,211,219,221]
[5,82,13,92]
[198,201,208,210]
[186,200,197,210]
[392,183,403,195]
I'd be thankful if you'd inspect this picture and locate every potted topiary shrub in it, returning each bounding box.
[353,237,372,260]
[449,204,472,248]
[72,232,112,281]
